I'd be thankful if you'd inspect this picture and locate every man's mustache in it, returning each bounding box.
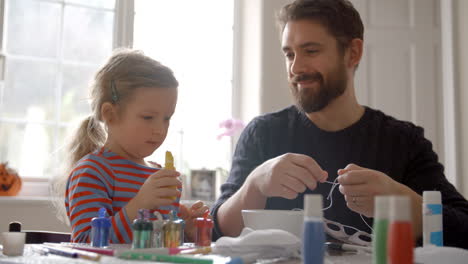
[291,72,323,84]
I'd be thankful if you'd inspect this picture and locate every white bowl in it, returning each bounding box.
[241,209,304,238]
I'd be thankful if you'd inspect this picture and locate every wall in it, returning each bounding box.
[455,0,468,197]
[258,0,293,114]
[232,0,292,123]
[0,197,70,233]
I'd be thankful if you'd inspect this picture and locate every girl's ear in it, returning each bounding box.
[101,102,117,124]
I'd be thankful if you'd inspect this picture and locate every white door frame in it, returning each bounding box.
[441,1,459,186]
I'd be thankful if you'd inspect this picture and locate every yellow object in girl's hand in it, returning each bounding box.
[165,151,175,170]
[165,151,177,200]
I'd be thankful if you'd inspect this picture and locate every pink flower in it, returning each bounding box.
[217,118,246,140]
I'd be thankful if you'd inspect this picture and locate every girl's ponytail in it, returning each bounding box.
[68,116,106,166]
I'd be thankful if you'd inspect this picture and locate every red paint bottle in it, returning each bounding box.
[195,216,213,246]
[387,196,414,264]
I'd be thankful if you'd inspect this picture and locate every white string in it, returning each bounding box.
[320,177,374,232]
[322,178,339,211]
[360,213,374,232]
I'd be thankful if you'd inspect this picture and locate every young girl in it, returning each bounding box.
[60,49,209,243]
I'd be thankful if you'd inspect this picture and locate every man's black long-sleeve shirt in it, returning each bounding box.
[212,105,468,249]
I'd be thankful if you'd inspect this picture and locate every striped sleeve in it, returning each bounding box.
[65,156,133,244]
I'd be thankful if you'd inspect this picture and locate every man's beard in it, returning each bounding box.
[290,62,347,113]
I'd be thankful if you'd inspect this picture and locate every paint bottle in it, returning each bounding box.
[163,210,185,248]
[91,207,111,247]
[152,211,166,248]
[194,213,213,247]
[387,196,413,264]
[302,194,325,264]
[422,191,443,247]
[372,196,390,264]
[2,221,25,256]
[165,151,177,201]
[132,209,153,249]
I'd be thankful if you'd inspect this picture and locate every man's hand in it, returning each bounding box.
[337,164,410,217]
[247,153,328,199]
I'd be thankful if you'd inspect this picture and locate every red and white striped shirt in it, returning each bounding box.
[65,147,180,243]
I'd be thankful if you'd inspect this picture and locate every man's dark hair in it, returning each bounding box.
[277,0,364,54]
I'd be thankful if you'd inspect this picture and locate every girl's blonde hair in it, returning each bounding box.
[51,49,178,225]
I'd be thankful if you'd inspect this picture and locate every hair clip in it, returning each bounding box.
[110,80,119,103]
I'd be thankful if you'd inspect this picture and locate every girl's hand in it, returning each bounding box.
[126,169,181,219]
[179,201,211,242]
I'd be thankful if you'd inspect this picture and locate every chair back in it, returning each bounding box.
[23,230,71,244]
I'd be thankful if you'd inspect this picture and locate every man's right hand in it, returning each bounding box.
[247,153,328,199]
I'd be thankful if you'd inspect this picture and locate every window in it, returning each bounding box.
[134,0,234,174]
[0,0,233,190]
[0,0,114,180]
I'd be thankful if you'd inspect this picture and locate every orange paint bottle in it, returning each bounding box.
[387,196,414,264]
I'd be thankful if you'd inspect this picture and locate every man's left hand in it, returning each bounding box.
[337,163,405,217]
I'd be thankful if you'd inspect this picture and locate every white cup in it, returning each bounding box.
[1,232,26,256]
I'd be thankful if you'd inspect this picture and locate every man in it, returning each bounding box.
[212,0,468,248]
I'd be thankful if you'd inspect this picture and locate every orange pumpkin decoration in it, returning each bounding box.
[0,163,22,196]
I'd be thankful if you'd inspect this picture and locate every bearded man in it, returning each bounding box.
[211,0,468,249]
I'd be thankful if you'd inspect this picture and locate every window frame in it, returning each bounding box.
[0,0,133,193]
[1,0,237,196]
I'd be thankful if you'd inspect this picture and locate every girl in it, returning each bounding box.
[60,49,209,243]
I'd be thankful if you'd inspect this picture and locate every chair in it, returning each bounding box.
[23,230,71,244]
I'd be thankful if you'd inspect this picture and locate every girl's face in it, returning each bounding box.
[106,86,177,165]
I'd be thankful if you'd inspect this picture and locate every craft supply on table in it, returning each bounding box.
[387,196,414,264]
[132,208,153,249]
[325,242,372,253]
[1,221,26,256]
[35,244,101,261]
[163,210,185,248]
[179,247,212,255]
[152,211,166,248]
[302,194,325,264]
[372,195,390,264]
[118,251,214,264]
[422,191,443,247]
[91,207,111,247]
[214,227,301,264]
[195,212,214,247]
[62,244,115,256]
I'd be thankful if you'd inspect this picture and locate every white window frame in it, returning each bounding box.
[2,0,238,197]
[113,0,133,49]
[0,0,128,195]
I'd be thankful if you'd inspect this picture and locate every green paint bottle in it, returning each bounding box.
[373,196,390,264]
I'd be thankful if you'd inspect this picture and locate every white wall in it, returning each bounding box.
[0,197,70,233]
[258,0,293,114]
[455,0,468,197]
[232,0,292,123]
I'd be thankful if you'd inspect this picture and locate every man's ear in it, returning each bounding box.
[347,38,363,69]
[101,102,117,124]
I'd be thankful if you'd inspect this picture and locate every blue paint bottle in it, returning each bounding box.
[302,194,325,264]
[423,191,443,247]
[91,207,111,247]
